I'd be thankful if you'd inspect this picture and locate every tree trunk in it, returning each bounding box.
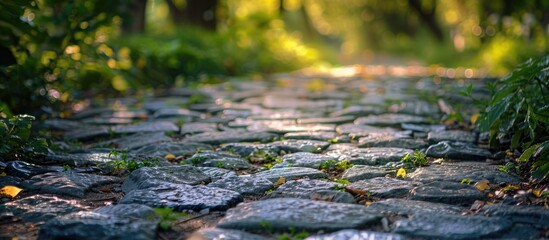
[165,0,185,24]
[279,0,285,16]
[184,0,218,30]
[408,0,444,41]
[122,0,147,34]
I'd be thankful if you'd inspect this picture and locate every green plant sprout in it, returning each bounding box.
[153,208,188,230]
[0,115,49,160]
[401,150,428,169]
[108,149,159,173]
[461,178,473,184]
[319,159,353,171]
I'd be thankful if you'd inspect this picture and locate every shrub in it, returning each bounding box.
[0,115,49,160]
[477,54,549,179]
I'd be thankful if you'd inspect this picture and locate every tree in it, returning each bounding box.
[407,0,444,41]
[166,0,218,30]
[122,0,148,33]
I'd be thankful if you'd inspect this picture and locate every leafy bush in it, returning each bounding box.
[0,115,49,160]
[477,54,549,179]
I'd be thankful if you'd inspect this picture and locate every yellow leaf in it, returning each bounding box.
[164,153,176,161]
[364,201,373,206]
[474,180,490,191]
[0,186,23,198]
[501,185,520,192]
[470,113,479,124]
[396,168,407,178]
[0,172,6,176]
[533,189,542,197]
[274,177,286,187]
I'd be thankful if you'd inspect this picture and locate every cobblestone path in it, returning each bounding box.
[2,66,548,239]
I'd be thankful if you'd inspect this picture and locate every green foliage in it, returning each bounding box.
[477,55,549,179]
[108,149,159,173]
[460,178,473,184]
[330,178,350,192]
[183,155,205,166]
[153,208,188,231]
[276,227,310,240]
[478,55,549,147]
[498,162,520,175]
[0,0,127,114]
[0,115,49,160]
[319,159,353,171]
[0,1,323,115]
[107,23,321,89]
[263,158,283,170]
[215,162,225,168]
[401,150,428,169]
[246,149,282,168]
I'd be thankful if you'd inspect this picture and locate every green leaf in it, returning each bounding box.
[531,160,549,180]
[520,143,540,162]
[510,131,522,149]
[479,95,511,131]
[459,84,473,97]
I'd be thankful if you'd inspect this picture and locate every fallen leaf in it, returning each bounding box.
[164,153,176,161]
[364,201,372,206]
[501,185,520,193]
[533,189,542,197]
[470,113,479,124]
[474,180,490,191]
[274,177,286,187]
[0,186,23,198]
[396,168,406,178]
[433,158,444,164]
[0,172,6,176]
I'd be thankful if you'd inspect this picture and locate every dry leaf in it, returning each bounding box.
[274,177,286,187]
[0,186,23,198]
[396,168,406,178]
[164,153,176,161]
[501,185,520,192]
[474,180,490,191]
[433,158,444,164]
[470,113,479,124]
[0,172,6,176]
[533,189,542,197]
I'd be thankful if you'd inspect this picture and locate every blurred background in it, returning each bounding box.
[1,0,548,115]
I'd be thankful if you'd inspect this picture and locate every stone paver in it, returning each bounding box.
[23,172,121,198]
[208,175,273,196]
[326,147,413,165]
[409,181,486,206]
[263,179,355,203]
[408,162,520,184]
[253,167,328,182]
[426,141,492,160]
[6,67,542,240]
[393,214,513,239]
[120,182,243,211]
[121,165,211,193]
[368,198,465,216]
[0,195,89,223]
[39,204,159,240]
[346,177,420,198]
[305,230,406,240]
[217,198,381,232]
